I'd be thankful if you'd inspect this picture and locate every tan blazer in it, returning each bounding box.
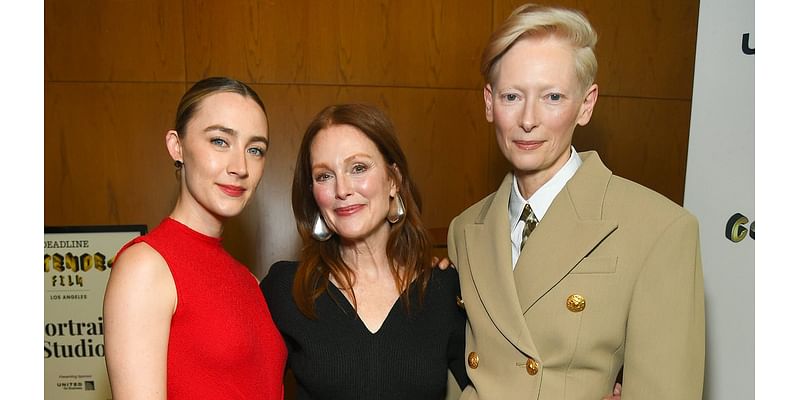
[448,151,705,399]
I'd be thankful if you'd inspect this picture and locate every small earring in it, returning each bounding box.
[174,160,183,169]
[311,213,332,241]
[387,194,406,224]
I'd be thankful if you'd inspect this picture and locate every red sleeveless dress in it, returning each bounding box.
[116,218,286,399]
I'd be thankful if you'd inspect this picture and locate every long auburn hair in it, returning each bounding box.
[291,104,432,318]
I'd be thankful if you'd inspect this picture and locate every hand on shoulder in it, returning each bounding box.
[431,256,455,271]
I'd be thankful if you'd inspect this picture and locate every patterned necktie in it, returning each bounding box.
[519,204,539,250]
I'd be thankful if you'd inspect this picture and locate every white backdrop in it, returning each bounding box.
[683,0,754,399]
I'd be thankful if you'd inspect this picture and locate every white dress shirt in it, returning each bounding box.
[508,147,582,268]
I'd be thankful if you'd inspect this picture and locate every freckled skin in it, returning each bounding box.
[310,124,397,244]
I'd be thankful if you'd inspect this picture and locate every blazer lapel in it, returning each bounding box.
[513,151,618,313]
[465,174,538,357]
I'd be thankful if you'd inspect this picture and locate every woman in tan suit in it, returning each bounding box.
[447,4,705,399]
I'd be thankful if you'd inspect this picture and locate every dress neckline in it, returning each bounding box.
[164,217,223,246]
[327,283,402,336]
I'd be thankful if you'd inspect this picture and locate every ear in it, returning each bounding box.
[388,164,402,197]
[483,84,494,123]
[576,83,598,126]
[165,130,183,163]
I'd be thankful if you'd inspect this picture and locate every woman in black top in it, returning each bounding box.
[261,104,469,399]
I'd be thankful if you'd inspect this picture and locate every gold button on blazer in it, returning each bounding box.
[448,152,705,400]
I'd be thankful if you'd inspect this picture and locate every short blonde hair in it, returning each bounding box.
[480,3,598,91]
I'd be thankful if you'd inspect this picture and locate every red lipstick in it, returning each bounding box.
[218,184,246,197]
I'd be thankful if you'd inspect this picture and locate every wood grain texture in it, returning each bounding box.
[574,95,692,205]
[486,94,692,206]
[43,0,699,273]
[45,0,185,82]
[44,3,700,396]
[44,82,185,228]
[492,0,700,99]
[183,0,491,88]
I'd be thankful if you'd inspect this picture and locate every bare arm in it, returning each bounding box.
[103,243,176,400]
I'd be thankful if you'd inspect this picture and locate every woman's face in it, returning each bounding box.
[170,92,269,220]
[310,124,397,243]
[484,35,596,188]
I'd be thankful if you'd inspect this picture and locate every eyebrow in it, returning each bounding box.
[311,153,374,170]
[204,124,269,146]
[345,153,372,163]
[204,124,236,135]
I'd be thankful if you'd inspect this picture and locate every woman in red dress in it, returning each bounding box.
[103,77,286,400]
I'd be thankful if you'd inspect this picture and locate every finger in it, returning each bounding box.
[613,383,622,395]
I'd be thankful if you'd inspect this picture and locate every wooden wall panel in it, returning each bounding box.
[492,0,700,99]
[241,84,489,278]
[44,0,700,274]
[487,0,699,206]
[45,0,185,82]
[183,0,490,88]
[574,97,692,204]
[44,82,185,228]
[44,2,700,394]
[487,96,692,206]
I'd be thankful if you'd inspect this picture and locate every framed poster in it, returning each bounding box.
[44,225,146,400]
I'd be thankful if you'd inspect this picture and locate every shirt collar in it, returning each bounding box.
[508,146,582,224]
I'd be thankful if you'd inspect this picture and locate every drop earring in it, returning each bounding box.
[387,194,406,224]
[311,213,332,241]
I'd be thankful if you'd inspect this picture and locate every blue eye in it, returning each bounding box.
[247,147,265,157]
[546,93,563,102]
[211,138,228,147]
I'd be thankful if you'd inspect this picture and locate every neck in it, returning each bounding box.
[514,148,572,199]
[514,171,550,199]
[170,194,225,238]
[339,223,392,279]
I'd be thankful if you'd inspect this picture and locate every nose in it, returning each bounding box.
[334,175,352,200]
[227,150,248,178]
[519,101,537,133]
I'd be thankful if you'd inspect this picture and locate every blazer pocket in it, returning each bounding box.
[571,256,618,274]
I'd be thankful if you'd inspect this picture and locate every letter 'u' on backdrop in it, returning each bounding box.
[684,0,754,398]
[44,226,145,399]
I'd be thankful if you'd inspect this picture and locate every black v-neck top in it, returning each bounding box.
[261,261,469,400]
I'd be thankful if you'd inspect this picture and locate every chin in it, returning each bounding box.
[336,224,384,242]
[508,159,544,174]
[212,203,248,219]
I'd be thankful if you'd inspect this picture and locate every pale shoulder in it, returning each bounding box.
[105,242,176,312]
[103,244,174,399]
[110,242,172,283]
